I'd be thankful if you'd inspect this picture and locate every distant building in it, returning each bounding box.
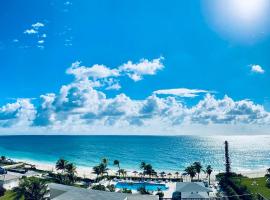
[48,183,159,200]
[173,182,212,200]
[0,174,20,190]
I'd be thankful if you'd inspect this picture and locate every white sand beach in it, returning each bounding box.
[11,158,268,180]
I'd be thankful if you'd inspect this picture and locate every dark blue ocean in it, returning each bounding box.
[0,135,269,172]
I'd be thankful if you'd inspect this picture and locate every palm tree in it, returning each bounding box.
[206,165,213,185]
[160,171,166,178]
[185,165,196,181]
[140,162,146,170]
[93,165,101,179]
[118,169,126,178]
[66,163,76,174]
[167,173,172,181]
[175,172,179,179]
[102,158,109,167]
[65,163,77,184]
[16,177,49,200]
[0,156,6,161]
[193,162,203,180]
[113,160,120,175]
[144,164,154,177]
[56,158,68,173]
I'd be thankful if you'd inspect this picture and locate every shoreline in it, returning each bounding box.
[10,157,268,180]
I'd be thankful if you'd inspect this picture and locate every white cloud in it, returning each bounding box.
[32,22,45,29]
[119,57,164,81]
[251,64,265,74]
[24,29,38,34]
[0,59,269,134]
[22,22,47,49]
[105,78,121,90]
[153,88,211,98]
[0,99,36,127]
[66,62,119,81]
[38,40,45,44]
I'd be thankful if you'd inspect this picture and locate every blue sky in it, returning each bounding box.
[0,0,270,134]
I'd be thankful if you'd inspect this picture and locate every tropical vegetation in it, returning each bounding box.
[15,177,49,200]
[55,158,77,185]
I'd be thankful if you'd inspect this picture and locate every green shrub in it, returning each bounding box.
[156,191,164,199]
[266,178,270,188]
[122,188,132,193]
[106,184,115,192]
[0,186,6,197]
[92,184,106,191]
[138,187,151,195]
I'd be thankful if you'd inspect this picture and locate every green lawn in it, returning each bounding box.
[240,177,270,199]
[0,190,24,200]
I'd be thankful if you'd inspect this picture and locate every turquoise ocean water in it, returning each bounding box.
[0,135,269,172]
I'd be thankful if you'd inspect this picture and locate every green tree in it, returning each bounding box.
[56,158,68,173]
[160,171,166,178]
[140,163,155,177]
[92,184,106,191]
[113,160,120,175]
[118,169,126,178]
[65,163,77,184]
[185,165,196,181]
[206,165,213,185]
[16,177,49,200]
[0,156,6,161]
[193,162,203,180]
[106,184,115,192]
[92,163,108,179]
[102,158,108,167]
[175,172,179,179]
[140,162,146,170]
[93,165,102,179]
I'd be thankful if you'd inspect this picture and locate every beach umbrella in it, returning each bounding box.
[175,171,179,178]
[132,171,138,176]
[159,171,166,178]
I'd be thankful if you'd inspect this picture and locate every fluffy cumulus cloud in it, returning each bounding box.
[119,57,164,81]
[0,59,269,135]
[0,99,36,127]
[251,64,265,74]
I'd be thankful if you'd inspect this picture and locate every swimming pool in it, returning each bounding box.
[115,182,168,191]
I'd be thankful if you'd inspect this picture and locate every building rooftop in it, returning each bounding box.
[49,183,158,200]
[0,174,19,182]
[176,182,212,193]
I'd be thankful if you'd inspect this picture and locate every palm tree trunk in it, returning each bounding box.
[208,175,210,185]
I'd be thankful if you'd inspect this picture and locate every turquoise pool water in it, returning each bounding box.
[115,182,168,191]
